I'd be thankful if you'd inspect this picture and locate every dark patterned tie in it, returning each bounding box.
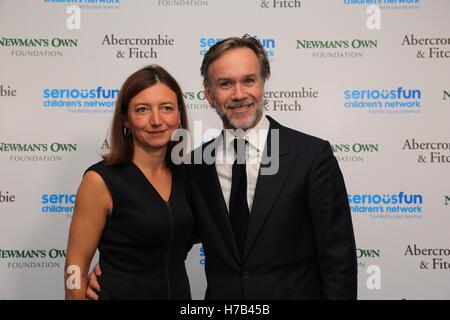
[229,138,250,256]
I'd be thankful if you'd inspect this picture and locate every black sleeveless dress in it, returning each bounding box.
[86,161,194,300]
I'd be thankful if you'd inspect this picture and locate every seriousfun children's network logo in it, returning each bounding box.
[42,0,121,10]
[343,0,421,10]
[42,87,118,113]
[349,192,423,219]
[199,36,276,59]
[344,87,422,114]
[199,245,205,265]
[41,193,76,217]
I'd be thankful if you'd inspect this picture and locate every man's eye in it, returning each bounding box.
[219,81,232,88]
[244,78,255,85]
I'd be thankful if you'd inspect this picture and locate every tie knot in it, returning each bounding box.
[233,138,247,164]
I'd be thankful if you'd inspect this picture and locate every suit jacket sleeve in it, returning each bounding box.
[307,140,358,299]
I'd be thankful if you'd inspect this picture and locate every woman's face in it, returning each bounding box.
[125,83,180,152]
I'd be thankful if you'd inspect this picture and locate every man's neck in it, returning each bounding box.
[223,113,265,136]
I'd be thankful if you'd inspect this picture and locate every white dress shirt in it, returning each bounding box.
[215,115,270,213]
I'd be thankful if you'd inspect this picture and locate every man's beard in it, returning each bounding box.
[214,99,263,131]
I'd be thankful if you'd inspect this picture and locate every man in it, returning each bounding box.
[87,35,357,300]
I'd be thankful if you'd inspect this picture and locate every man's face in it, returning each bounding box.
[205,47,264,131]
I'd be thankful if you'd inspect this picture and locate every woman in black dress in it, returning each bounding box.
[64,65,194,300]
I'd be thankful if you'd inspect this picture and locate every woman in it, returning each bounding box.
[64,65,194,300]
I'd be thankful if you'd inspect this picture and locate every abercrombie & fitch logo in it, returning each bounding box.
[401,34,450,59]
[0,191,15,203]
[402,138,450,164]
[264,87,319,112]
[101,34,175,59]
[261,0,301,8]
[405,244,450,270]
[0,85,17,97]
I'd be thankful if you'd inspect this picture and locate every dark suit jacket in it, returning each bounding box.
[186,116,357,300]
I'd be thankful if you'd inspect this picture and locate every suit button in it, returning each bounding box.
[242,271,250,279]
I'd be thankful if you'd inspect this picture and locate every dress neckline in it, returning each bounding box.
[129,161,174,205]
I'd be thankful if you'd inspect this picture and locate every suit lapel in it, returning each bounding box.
[194,138,242,264]
[244,117,297,259]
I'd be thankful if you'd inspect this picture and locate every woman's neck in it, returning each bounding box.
[132,146,167,174]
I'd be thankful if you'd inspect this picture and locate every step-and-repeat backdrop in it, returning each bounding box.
[1,0,449,299]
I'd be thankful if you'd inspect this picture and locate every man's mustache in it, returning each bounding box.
[226,99,255,108]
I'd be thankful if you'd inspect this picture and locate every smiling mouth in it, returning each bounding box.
[147,130,166,135]
[228,103,253,111]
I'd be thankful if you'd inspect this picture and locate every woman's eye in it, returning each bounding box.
[162,105,174,112]
[136,106,148,113]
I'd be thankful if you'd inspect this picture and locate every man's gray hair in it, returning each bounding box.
[200,34,271,87]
